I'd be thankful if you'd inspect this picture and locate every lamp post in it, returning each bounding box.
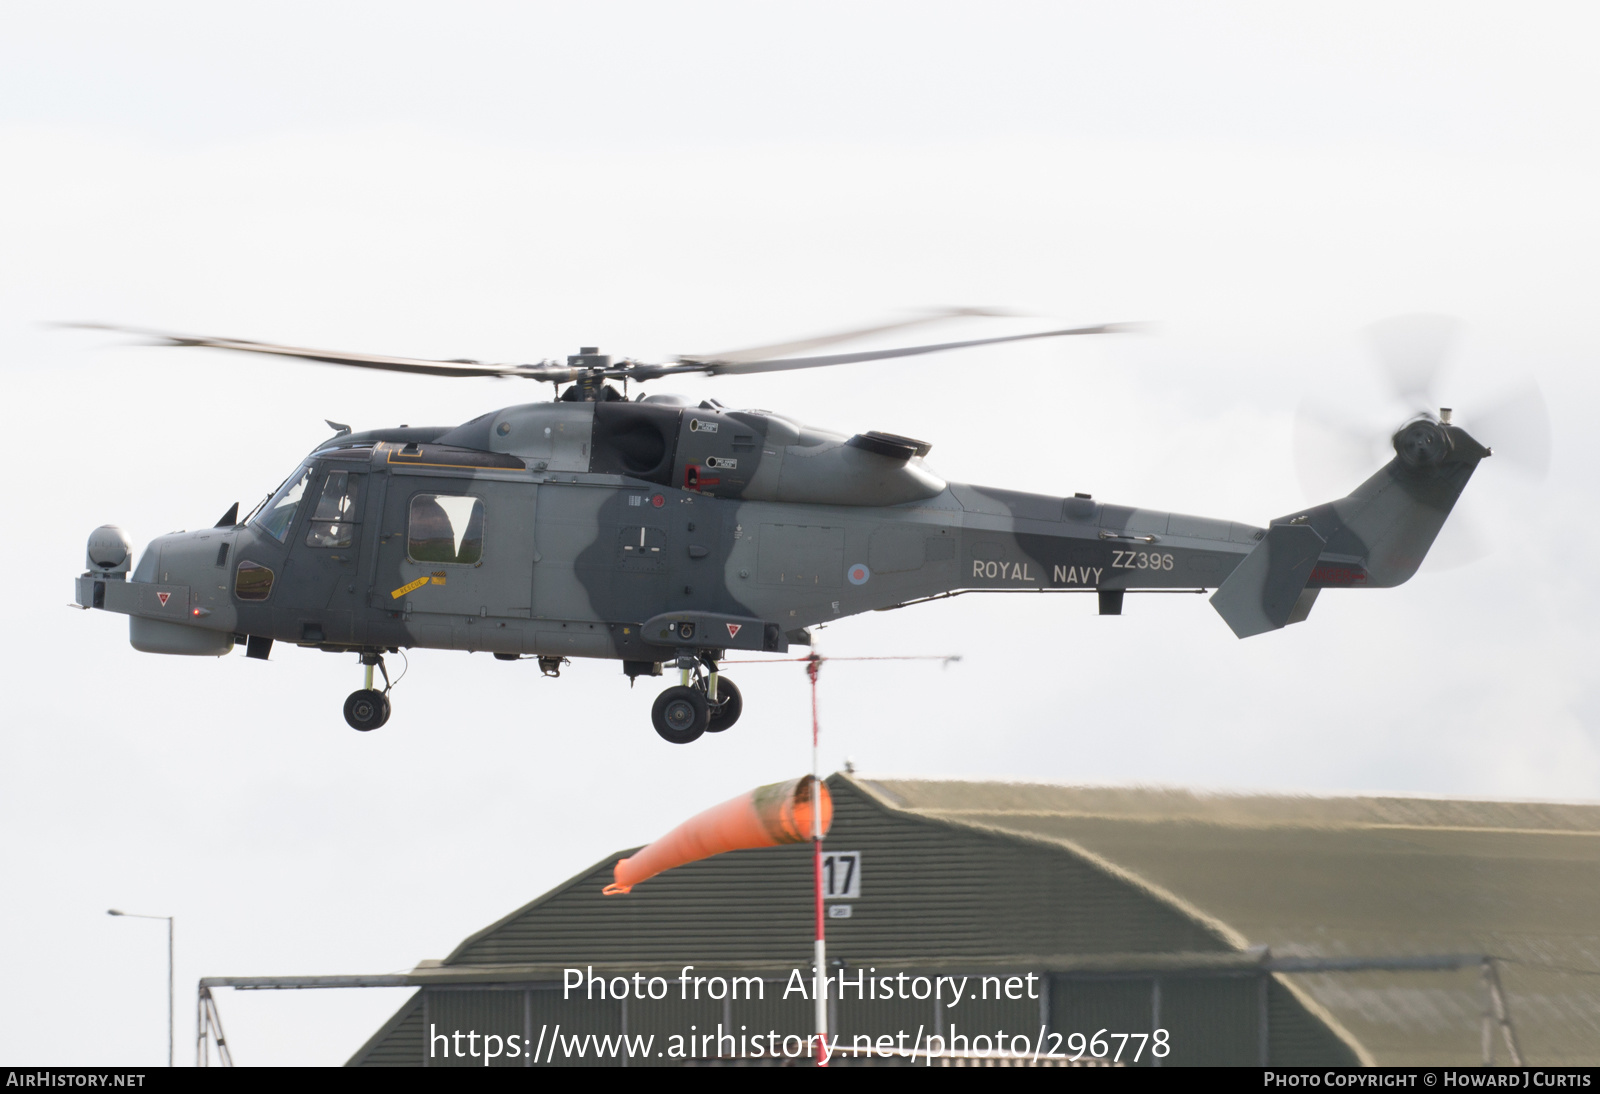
[108,909,173,1067]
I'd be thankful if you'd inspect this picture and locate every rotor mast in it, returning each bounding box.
[557,347,622,402]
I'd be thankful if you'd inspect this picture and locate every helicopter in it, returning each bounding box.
[70,312,1495,743]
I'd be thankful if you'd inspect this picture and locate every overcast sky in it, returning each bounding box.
[3,1,1597,1066]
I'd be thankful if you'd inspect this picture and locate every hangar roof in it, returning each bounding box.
[856,778,1600,1067]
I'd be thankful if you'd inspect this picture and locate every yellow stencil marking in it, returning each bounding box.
[391,576,429,599]
[391,571,448,600]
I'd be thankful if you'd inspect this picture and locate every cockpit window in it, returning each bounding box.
[251,464,312,543]
[305,471,361,548]
[407,494,484,565]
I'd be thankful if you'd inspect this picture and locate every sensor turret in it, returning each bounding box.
[86,525,133,576]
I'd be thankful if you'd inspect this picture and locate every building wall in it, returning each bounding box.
[351,973,1355,1067]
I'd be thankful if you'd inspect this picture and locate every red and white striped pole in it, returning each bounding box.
[718,650,957,1066]
[808,652,828,1066]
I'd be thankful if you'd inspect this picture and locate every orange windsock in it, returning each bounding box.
[603,775,832,895]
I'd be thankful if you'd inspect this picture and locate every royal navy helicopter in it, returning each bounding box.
[70,313,1500,742]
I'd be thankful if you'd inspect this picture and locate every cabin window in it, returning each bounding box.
[251,463,312,543]
[305,471,361,548]
[407,494,484,565]
[234,560,275,601]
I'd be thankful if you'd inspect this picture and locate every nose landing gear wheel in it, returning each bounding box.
[344,689,391,731]
[652,685,709,744]
[705,676,743,733]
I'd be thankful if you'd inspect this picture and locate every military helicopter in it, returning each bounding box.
[70,312,1499,743]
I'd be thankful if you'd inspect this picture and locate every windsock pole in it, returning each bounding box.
[717,649,958,1066]
[808,652,827,1066]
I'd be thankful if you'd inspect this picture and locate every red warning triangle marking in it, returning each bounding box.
[726,623,741,638]
[156,592,171,606]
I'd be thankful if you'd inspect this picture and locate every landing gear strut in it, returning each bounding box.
[650,653,741,744]
[706,675,743,734]
[344,652,392,731]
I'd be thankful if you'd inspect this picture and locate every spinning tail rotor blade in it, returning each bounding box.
[1421,509,1493,570]
[1424,381,1552,570]
[1292,399,1389,502]
[1295,313,1466,501]
[1365,313,1461,408]
[1466,381,1551,479]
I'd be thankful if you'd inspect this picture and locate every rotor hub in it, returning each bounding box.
[1393,418,1453,471]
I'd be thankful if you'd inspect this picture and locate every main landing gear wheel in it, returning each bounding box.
[705,676,743,733]
[652,685,709,744]
[347,652,398,731]
[343,689,391,731]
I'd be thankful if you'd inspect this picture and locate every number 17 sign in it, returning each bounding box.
[822,851,861,899]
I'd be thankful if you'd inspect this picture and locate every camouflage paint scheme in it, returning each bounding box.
[74,393,1489,669]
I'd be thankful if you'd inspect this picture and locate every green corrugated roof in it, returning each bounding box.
[859,778,1600,1066]
[440,776,1234,969]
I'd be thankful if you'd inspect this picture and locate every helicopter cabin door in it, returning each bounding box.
[370,453,536,653]
[278,455,372,645]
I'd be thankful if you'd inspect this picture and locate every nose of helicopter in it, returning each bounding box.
[77,525,241,654]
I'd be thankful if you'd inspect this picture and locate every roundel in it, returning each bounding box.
[847,563,871,586]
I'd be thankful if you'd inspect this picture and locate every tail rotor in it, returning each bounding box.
[1293,314,1552,571]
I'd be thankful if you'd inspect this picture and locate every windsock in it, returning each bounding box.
[603,775,832,895]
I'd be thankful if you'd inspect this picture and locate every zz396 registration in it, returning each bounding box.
[1050,1028,1169,1062]
[1111,550,1174,571]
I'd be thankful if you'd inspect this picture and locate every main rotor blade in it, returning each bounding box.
[61,323,557,380]
[656,322,1142,379]
[64,317,1143,387]
[683,307,1018,366]
[1366,313,1461,408]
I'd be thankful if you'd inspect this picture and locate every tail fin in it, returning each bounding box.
[1211,419,1489,638]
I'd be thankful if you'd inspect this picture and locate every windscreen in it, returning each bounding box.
[250,462,312,543]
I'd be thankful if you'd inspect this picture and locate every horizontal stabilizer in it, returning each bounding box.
[1210,523,1326,639]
